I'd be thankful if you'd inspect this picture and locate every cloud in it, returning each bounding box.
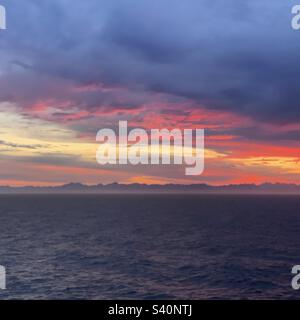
[0,0,299,124]
[0,139,46,149]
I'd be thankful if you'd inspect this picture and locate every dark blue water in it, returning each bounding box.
[0,194,299,299]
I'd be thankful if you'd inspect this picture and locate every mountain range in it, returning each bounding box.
[1,183,300,194]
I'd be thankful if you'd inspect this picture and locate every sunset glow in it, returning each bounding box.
[1,1,300,187]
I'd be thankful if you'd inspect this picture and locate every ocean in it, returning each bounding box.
[0,194,299,299]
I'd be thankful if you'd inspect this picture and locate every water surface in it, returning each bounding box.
[0,194,299,299]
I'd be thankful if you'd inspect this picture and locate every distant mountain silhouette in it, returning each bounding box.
[1,182,300,194]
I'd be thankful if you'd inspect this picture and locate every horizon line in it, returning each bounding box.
[1,182,300,188]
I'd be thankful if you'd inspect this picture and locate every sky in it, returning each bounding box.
[0,0,300,186]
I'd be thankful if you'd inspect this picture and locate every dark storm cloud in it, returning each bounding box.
[0,0,300,123]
